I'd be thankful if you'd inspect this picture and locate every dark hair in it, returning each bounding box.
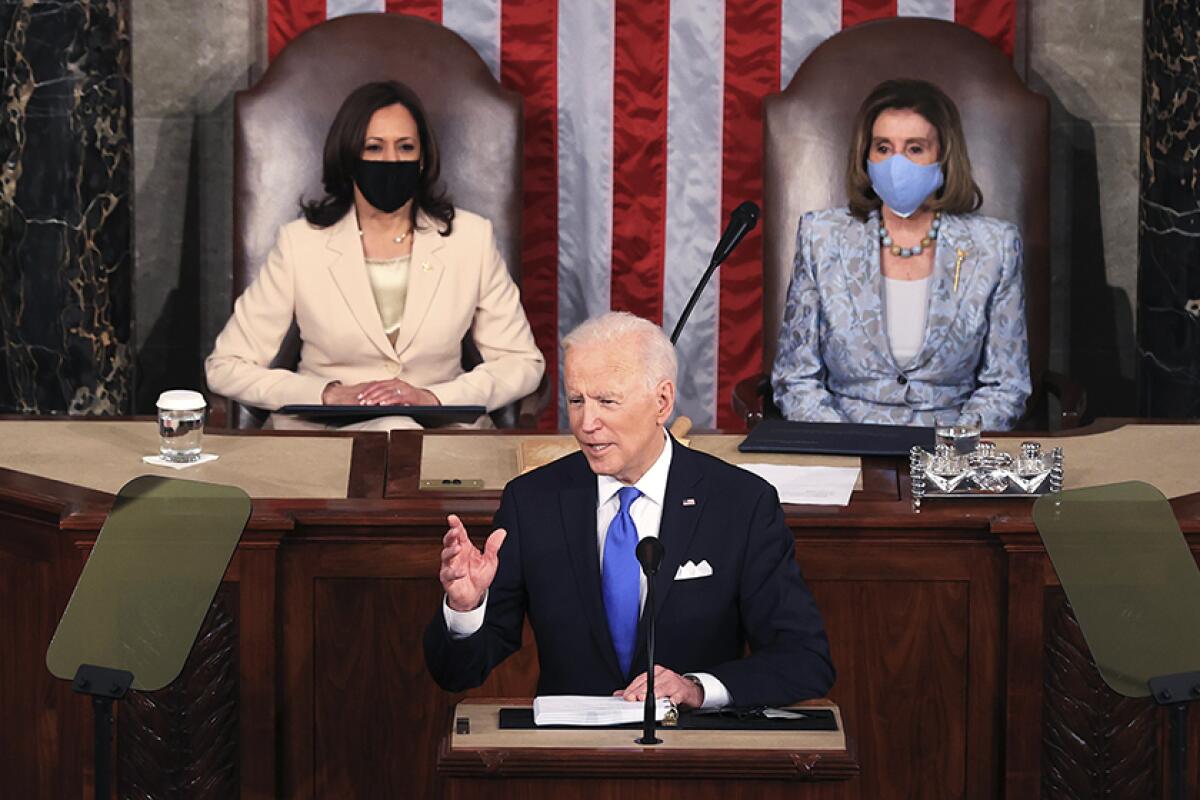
[302,80,455,234]
[845,79,983,221]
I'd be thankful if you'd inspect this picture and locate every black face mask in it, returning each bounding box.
[353,159,420,213]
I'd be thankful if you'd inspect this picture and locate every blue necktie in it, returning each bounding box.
[602,486,642,677]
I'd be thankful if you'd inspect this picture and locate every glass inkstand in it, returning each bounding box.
[909,440,1064,511]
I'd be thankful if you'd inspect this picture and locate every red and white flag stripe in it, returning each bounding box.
[269,0,1017,429]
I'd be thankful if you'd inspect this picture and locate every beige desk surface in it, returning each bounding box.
[420,425,1200,500]
[3,421,1195,502]
[1029,424,1200,498]
[421,434,864,491]
[449,699,846,752]
[0,421,354,499]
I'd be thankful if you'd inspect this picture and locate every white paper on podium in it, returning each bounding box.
[533,695,673,726]
[737,464,860,506]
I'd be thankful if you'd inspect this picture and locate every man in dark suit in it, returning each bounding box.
[424,312,833,709]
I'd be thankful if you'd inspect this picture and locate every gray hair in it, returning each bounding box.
[562,311,678,392]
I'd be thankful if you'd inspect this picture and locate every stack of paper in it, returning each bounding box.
[737,464,861,506]
[533,695,673,726]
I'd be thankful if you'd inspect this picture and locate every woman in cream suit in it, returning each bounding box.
[772,79,1030,431]
[206,81,544,429]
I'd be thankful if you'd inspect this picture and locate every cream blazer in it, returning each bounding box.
[205,208,545,420]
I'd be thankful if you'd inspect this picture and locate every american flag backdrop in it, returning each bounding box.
[268,0,1019,429]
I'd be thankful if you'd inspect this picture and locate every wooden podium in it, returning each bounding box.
[437,698,859,799]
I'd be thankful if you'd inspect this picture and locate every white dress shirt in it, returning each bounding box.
[444,433,731,708]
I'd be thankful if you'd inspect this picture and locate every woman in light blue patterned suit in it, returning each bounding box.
[773,79,1031,431]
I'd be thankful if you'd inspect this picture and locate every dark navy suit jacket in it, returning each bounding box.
[423,441,834,707]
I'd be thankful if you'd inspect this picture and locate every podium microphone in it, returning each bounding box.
[635,536,666,745]
[669,201,760,345]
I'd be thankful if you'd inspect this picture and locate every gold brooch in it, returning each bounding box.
[953,249,967,292]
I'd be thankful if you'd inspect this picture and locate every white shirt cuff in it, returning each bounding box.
[442,591,488,639]
[687,672,732,709]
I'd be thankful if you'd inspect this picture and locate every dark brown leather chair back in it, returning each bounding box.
[762,18,1049,415]
[230,13,523,428]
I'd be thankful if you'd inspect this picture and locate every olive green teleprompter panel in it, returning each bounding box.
[46,476,251,691]
[1033,481,1200,698]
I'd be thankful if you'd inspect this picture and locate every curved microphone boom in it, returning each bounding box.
[669,201,760,345]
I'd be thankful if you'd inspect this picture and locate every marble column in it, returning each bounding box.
[0,1,132,414]
[1138,0,1200,417]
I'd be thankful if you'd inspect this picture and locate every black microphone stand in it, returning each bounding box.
[669,201,759,345]
[670,254,723,346]
[635,537,665,745]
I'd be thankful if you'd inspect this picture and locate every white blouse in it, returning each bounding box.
[884,275,931,367]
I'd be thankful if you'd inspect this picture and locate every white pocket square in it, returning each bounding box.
[674,559,714,581]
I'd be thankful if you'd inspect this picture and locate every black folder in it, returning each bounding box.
[277,404,485,426]
[498,706,837,731]
[738,418,935,457]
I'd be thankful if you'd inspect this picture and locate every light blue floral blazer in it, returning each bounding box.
[771,208,1031,430]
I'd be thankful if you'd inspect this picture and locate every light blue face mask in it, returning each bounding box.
[867,154,944,218]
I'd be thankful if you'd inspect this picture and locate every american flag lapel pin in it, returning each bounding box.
[682,498,696,507]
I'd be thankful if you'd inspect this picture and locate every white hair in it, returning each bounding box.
[562,311,678,391]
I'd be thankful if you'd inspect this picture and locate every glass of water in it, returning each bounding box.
[157,390,206,463]
[935,410,981,455]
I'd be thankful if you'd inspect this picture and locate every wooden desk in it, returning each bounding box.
[2,421,1198,799]
[438,698,856,799]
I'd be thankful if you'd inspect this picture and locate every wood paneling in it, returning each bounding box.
[802,538,1003,800]
[118,585,240,798]
[814,578,969,799]
[288,540,541,799]
[0,503,80,799]
[443,776,854,800]
[1041,591,1158,799]
[0,543,59,795]
[313,576,449,797]
[236,547,280,800]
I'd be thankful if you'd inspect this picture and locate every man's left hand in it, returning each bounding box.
[615,665,704,709]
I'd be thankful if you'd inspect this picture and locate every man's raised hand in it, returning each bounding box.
[440,514,507,612]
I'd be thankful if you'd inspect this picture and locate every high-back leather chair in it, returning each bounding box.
[734,18,1083,429]
[227,13,539,428]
